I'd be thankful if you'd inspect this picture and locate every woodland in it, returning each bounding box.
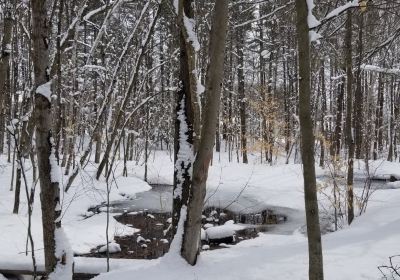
[0,0,399,280]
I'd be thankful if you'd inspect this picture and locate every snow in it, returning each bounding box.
[4,43,11,54]
[361,64,400,75]
[50,147,61,183]
[137,236,146,243]
[324,0,359,21]
[167,206,187,256]
[205,220,244,240]
[174,98,194,199]
[306,0,320,29]
[35,81,52,102]
[98,242,121,254]
[183,15,200,52]
[387,181,400,188]
[0,152,400,280]
[173,0,178,15]
[306,0,322,43]
[306,0,360,43]
[309,30,322,43]
[48,228,73,280]
[196,71,204,115]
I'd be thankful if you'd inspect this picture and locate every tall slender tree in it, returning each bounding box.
[295,1,324,279]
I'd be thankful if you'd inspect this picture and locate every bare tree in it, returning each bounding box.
[295,1,324,279]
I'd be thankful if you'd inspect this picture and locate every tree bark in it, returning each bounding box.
[181,0,229,265]
[172,0,199,237]
[31,0,71,276]
[236,23,248,164]
[295,1,324,279]
[344,10,354,225]
[0,2,13,153]
[354,13,364,159]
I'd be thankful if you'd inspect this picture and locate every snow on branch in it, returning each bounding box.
[310,0,359,30]
[234,2,294,29]
[86,0,124,64]
[83,3,108,21]
[60,2,88,48]
[306,0,320,29]
[361,64,400,76]
[306,0,322,42]
[365,25,400,60]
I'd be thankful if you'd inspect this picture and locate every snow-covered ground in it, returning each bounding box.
[0,151,399,279]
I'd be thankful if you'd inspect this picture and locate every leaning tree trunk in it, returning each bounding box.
[181,0,229,265]
[172,0,201,238]
[295,1,324,280]
[31,0,72,277]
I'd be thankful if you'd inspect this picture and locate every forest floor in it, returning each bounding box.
[0,151,399,279]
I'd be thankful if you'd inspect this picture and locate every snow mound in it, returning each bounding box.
[98,242,121,254]
[205,220,244,240]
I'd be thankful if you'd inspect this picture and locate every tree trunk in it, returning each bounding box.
[236,23,248,164]
[172,0,199,237]
[354,13,364,159]
[344,10,354,225]
[295,1,324,279]
[0,2,13,153]
[319,60,326,168]
[31,0,72,277]
[373,74,383,160]
[181,0,229,265]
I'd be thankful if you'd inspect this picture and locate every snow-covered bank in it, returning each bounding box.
[94,186,400,280]
[0,152,399,279]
